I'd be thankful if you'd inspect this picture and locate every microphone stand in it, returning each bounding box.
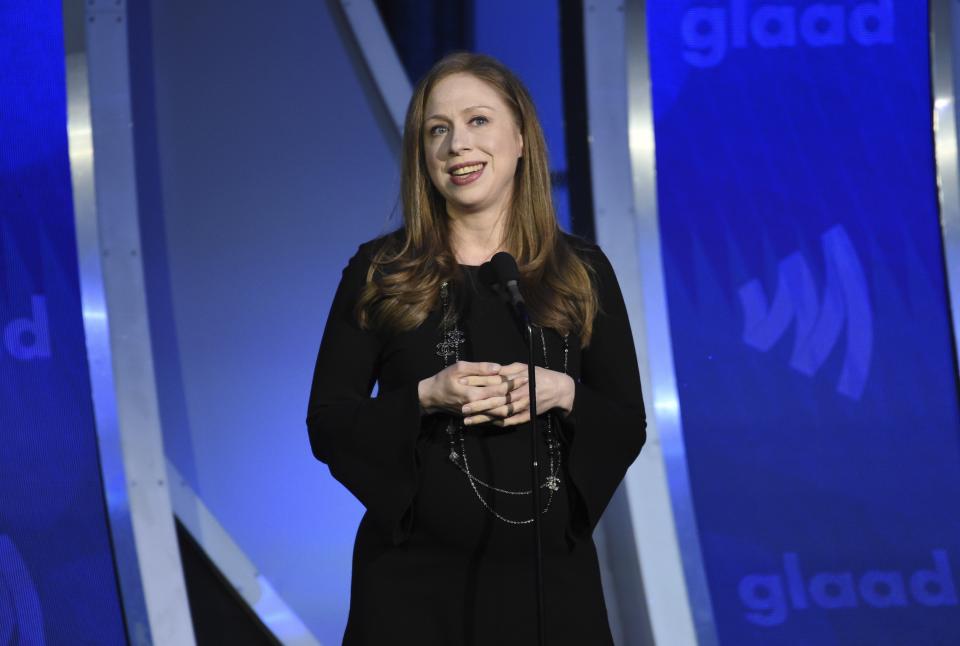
[483,254,546,646]
[514,301,546,646]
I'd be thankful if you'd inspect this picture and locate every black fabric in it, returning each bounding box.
[306,234,646,645]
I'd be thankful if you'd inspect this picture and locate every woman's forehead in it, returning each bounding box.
[425,73,508,115]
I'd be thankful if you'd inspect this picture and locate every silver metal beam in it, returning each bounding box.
[166,460,320,646]
[333,0,412,135]
[138,2,409,642]
[583,1,719,644]
[931,0,960,378]
[623,1,718,640]
[65,1,195,644]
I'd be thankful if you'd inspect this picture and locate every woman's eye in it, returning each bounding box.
[470,116,488,126]
[429,124,448,136]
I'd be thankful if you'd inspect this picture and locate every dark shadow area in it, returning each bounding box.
[374,0,474,84]
[176,519,281,646]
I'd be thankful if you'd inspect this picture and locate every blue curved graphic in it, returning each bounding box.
[739,225,873,399]
[650,1,960,643]
[0,2,127,644]
[0,536,45,645]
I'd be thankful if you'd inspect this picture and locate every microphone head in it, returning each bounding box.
[478,260,498,288]
[490,251,520,284]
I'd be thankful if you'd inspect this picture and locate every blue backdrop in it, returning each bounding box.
[0,4,127,644]
[648,1,960,644]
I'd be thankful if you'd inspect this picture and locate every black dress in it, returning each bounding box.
[306,234,646,645]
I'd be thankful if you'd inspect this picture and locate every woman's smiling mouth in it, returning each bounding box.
[448,162,486,186]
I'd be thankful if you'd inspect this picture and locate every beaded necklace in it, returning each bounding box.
[436,280,568,525]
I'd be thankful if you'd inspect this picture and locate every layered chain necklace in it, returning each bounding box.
[436,280,568,525]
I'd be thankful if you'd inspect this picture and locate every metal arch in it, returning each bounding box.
[582,0,719,644]
[165,460,320,646]
[931,0,960,382]
[332,0,412,140]
[65,1,195,644]
[151,2,409,643]
[67,1,408,644]
[621,1,719,642]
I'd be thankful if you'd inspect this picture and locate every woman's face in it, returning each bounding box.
[422,73,523,218]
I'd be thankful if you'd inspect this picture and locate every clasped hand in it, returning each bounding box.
[418,361,575,427]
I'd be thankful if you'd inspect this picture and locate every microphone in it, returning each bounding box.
[481,251,530,323]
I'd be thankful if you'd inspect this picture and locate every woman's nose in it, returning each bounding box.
[448,126,472,154]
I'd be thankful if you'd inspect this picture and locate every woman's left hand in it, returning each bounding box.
[460,363,575,427]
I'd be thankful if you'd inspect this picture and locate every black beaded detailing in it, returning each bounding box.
[438,281,568,525]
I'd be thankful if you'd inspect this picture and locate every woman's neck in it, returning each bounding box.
[448,207,507,265]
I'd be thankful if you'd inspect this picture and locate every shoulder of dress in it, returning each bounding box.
[338,231,411,303]
[560,231,590,249]
[559,231,599,253]
[559,232,609,270]
[342,230,406,278]
[356,229,405,261]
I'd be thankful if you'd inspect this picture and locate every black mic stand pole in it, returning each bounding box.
[515,301,546,646]
[485,253,546,646]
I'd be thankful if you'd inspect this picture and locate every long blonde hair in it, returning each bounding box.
[356,52,598,345]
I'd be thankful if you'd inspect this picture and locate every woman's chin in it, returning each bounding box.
[445,197,491,215]
[443,191,513,218]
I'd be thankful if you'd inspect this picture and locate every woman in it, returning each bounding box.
[307,52,646,645]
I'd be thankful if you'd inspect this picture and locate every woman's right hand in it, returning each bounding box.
[418,361,528,417]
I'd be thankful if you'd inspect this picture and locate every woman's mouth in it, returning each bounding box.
[449,162,485,186]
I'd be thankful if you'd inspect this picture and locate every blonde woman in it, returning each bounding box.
[307,52,646,645]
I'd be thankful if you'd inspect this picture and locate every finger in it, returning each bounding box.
[465,395,531,424]
[462,395,507,415]
[497,362,525,374]
[502,383,530,404]
[460,373,530,388]
[503,369,528,379]
[481,396,529,420]
[498,377,526,397]
[454,361,501,376]
[465,385,511,402]
[463,413,496,425]
[459,374,508,386]
[493,411,532,427]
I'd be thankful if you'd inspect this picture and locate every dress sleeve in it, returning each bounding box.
[306,244,422,545]
[562,246,647,540]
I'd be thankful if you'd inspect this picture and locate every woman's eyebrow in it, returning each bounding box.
[425,105,496,121]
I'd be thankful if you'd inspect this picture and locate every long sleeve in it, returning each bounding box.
[306,243,422,545]
[562,246,647,540]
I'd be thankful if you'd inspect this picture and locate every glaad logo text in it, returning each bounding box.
[739,551,958,626]
[3,295,51,361]
[738,226,872,400]
[682,0,894,68]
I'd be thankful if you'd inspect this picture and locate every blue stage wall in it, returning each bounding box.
[474,0,571,232]
[648,1,960,644]
[139,2,402,642]
[0,3,128,644]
